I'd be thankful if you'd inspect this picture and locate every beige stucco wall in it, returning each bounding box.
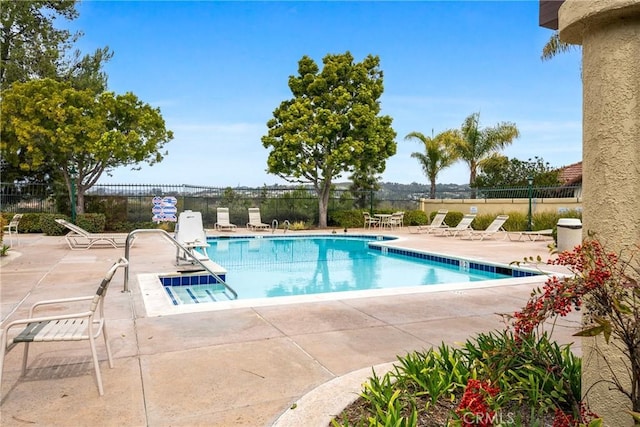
[560,1,640,425]
[419,197,582,218]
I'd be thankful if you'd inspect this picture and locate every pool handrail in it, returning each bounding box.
[122,229,238,299]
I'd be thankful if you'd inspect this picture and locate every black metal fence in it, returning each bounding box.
[0,182,581,228]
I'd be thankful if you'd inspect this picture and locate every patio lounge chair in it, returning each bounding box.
[246,208,270,231]
[461,214,509,240]
[410,209,448,234]
[434,214,476,237]
[55,219,129,250]
[3,213,23,246]
[0,257,129,396]
[174,210,209,263]
[214,207,237,231]
[508,229,554,242]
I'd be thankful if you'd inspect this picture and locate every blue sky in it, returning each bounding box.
[69,1,582,187]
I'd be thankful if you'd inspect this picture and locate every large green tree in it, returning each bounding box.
[1,79,173,214]
[262,52,397,228]
[1,0,110,91]
[405,130,459,199]
[473,155,561,188]
[452,112,520,198]
[1,0,113,184]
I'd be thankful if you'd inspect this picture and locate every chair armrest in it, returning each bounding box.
[29,296,94,316]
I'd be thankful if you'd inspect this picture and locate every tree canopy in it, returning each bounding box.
[452,112,520,198]
[405,130,459,199]
[1,0,111,91]
[262,51,397,227]
[473,155,562,188]
[1,79,174,213]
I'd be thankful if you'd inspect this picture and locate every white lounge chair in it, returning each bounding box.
[411,210,449,234]
[3,213,23,246]
[55,218,129,250]
[462,214,509,240]
[246,208,270,231]
[435,214,476,237]
[0,257,128,396]
[508,229,554,242]
[174,210,209,263]
[214,207,237,231]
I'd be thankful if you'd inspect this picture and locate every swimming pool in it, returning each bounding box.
[156,235,539,307]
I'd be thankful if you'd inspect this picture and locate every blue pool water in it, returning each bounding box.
[161,235,537,304]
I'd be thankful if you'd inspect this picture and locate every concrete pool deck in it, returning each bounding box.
[0,228,581,426]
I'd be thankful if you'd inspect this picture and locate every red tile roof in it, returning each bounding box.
[559,161,582,185]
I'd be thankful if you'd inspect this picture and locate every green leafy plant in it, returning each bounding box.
[0,244,10,256]
[509,237,640,423]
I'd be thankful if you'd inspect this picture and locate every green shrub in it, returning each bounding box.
[330,210,368,229]
[442,211,464,227]
[11,213,42,233]
[334,331,583,425]
[76,213,106,233]
[504,211,528,231]
[39,214,69,235]
[404,210,428,226]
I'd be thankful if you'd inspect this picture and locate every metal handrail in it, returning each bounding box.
[122,229,238,300]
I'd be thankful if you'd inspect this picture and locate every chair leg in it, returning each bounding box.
[0,332,7,388]
[88,335,104,396]
[102,326,114,369]
[21,342,30,375]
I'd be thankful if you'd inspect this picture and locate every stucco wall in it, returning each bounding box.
[559,1,640,425]
[419,198,582,218]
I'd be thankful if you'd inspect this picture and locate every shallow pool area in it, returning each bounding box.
[138,234,541,315]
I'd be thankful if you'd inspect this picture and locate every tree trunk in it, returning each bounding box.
[76,189,85,215]
[429,178,436,199]
[317,181,331,228]
[469,164,477,199]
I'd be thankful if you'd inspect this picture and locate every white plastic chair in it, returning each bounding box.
[363,212,380,228]
[0,257,128,396]
[3,213,23,246]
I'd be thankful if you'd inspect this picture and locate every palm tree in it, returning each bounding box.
[452,112,520,198]
[541,31,578,61]
[405,130,459,199]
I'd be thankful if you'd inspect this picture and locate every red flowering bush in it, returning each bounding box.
[552,402,600,427]
[454,379,500,427]
[510,237,640,422]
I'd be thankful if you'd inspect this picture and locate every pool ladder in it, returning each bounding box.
[271,219,290,233]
